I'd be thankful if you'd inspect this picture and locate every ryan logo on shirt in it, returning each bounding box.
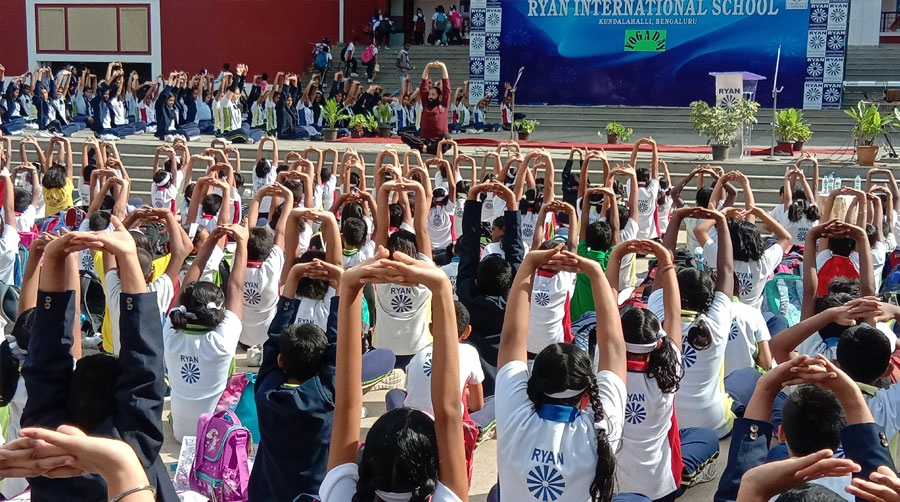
[526,455,566,502]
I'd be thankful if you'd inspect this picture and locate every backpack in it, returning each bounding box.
[435,13,448,32]
[0,283,20,336]
[315,51,329,70]
[37,214,68,234]
[817,254,859,297]
[773,252,803,277]
[763,273,803,327]
[12,244,28,288]
[80,270,106,337]
[341,43,352,62]
[362,45,376,64]
[215,372,260,444]
[190,409,252,502]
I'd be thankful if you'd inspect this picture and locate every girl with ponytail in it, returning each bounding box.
[495,245,626,502]
[163,222,248,442]
[663,207,736,438]
[324,252,468,502]
[607,239,720,499]
[781,167,819,245]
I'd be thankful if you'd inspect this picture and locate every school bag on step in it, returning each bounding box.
[190,409,252,502]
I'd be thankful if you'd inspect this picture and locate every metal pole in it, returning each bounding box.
[511,66,525,141]
[769,43,782,157]
[339,0,345,42]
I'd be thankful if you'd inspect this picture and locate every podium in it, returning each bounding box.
[709,72,767,158]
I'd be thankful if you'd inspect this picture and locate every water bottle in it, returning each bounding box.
[835,176,842,189]
[823,174,833,194]
[854,175,862,190]
[694,247,705,270]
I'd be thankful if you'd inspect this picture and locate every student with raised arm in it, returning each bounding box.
[496,244,626,502]
[804,216,874,303]
[400,61,451,155]
[662,207,736,437]
[164,222,247,442]
[427,158,457,265]
[21,220,178,501]
[867,166,900,247]
[780,166,820,245]
[606,165,640,292]
[628,137,661,239]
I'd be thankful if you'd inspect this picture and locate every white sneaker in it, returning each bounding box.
[219,138,232,145]
[189,135,201,142]
[473,129,483,134]
[6,130,22,136]
[25,123,38,130]
[100,133,118,141]
[163,134,176,142]
[350,72,359,77]
[134,129,144,135]
[35,130,51,138]
[246,137,255,145]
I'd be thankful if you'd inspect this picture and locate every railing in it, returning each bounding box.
[882,11,900,33]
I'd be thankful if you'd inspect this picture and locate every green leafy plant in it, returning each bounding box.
[844,101,897,146]
[374,103,393,127]
[349,114,376,132]
[322,98,350,129]
[775,108,812,143]
[604,122,633,142]
[515,119,537,134]
[689,99,760,147]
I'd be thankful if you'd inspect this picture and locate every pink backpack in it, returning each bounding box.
[362,45,376,63]
[190,409,253,502]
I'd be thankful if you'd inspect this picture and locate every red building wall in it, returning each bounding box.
[159,0,387,75]
[0,0,29,75]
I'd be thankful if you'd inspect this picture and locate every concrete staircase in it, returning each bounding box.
[842,45,900,105]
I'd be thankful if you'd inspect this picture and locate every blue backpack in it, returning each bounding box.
[315,51,329,70]
[763,273,803,327]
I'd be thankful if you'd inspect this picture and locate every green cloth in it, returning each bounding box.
[570,242,611,323]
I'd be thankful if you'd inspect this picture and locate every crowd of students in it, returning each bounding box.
[0,122,898,502]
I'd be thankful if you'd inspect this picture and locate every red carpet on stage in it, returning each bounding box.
[335,136,852,156]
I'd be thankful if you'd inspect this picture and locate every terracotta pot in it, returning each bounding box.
[518,131,530,141]
[857,145,878,166]
[607,133,618,144]
[323,128,339,141]
[711,144,730,161]
[352,128,365,138]
[377,126,392,138]
[793,141,804,152]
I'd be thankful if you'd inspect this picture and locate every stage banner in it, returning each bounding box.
[468,0,848,109]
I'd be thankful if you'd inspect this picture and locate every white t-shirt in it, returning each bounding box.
[441,259,459,299]
[151,182,178,212]
[0,225,20,285]
[343,240,376,269]
[618,219,639,291]
[636,179,659,239]
[403,342,484,413]
[240,246,285,346]
[374,258,433,356]
[428,201,456,249]
[658,196,673,235]
[251,162,277,214]
[873,241,888,291]
[526,270,576,354]
[453,197,465,240]
[106,271,175,355]
[163,309,242,442]
[616,341,680,500]
[319,463,461,502]
[648,289,733,437]
[293,286,337,333]
[725,300,770,377]
[702,229,783,310]
[496,360,626,502]
[16,206,36,232]
[784,216,818,246]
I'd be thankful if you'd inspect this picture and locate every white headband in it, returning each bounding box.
[157,172,171,186]
[374,490,413,502]
[625,328,667,354]
[545,388,587,399]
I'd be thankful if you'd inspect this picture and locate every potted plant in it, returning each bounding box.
[689,99,760,161]
[374,103,393,138]
[515,119,536,141]
[774,108,813,152]
[349,114,376,138]
[794,123,812,152]
[603,122,633,144]
[844,101,897,166]
[321,98,349,141]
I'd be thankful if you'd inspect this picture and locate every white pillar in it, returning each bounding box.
[339,0,345,42]
[848,0,882,46]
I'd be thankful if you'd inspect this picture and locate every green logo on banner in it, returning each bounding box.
[624,30,667,52]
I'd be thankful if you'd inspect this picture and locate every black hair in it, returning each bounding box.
[826,277,860,297]
[696,187,713,208]
[657,177,671,205]
[611,204,630,229]
[728,218,765,263]
[836,325,891,384]
[321,165,333,184]
[676,267,715,351]
[342,217,367,248]
[296,250,329,299]
[635,167,650,184]
[13,188,30,213]
[621,309,682,394]
[456,180,469,197]
[866,223,877,248]
[519,187,542,214]
[354,408,439,502]
[279,322,328,382]
[781,384,846,457]
[42,165,68,189]
[787,197,820,223]
[528,344,616,502]
[184,182,195,202]
[136,248,153,280]
[152,170,172,187]
[349,171,361,187]
[453,300,470,337]
[268,202,287,233]
[88,211,111,231]
[283,179,303,204]
[255,159,272,178]
[828,237,855,257]
[233,172,244,189]
[248,227,275,262]
[99,194,115,212]
[586,221,612,252]
[815,293,857,341]
[69,353,122,432]
[492,216,505,231]
[168,281,226,330]
[387,229,418,258]
[83,164,98,183]
[343,202,364,221]
[775,483,846,502]
[261,72,269,80]
[475,255,513,297]
[129,230,153,255]
[201,194,223,216]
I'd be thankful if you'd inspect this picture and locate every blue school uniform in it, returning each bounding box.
[21,290,178,502]
[249,295,339,501]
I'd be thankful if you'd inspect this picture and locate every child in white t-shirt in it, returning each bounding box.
[284,209,344,333]
[13,177,39,232]
[780,169,819,245]
[495,246,626,502]
[0,175,20,286]
[253,137,279,218]
[628,138,660,239]
[164,222,248,442]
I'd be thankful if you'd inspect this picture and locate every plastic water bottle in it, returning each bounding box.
[694,247,705,270]
[835,176,843,189]
[823,174,833,194]
[854,175,862,190]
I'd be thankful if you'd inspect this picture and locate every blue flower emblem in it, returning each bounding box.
[625,402,646,425]
[392,294,413,313]
[244,284,261,305]
[181,362,200,384]
[423,355,433,377]
[527,465,565,501]
[683,344,697,369]
[533,291,551,307]
[729,323,740,341]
